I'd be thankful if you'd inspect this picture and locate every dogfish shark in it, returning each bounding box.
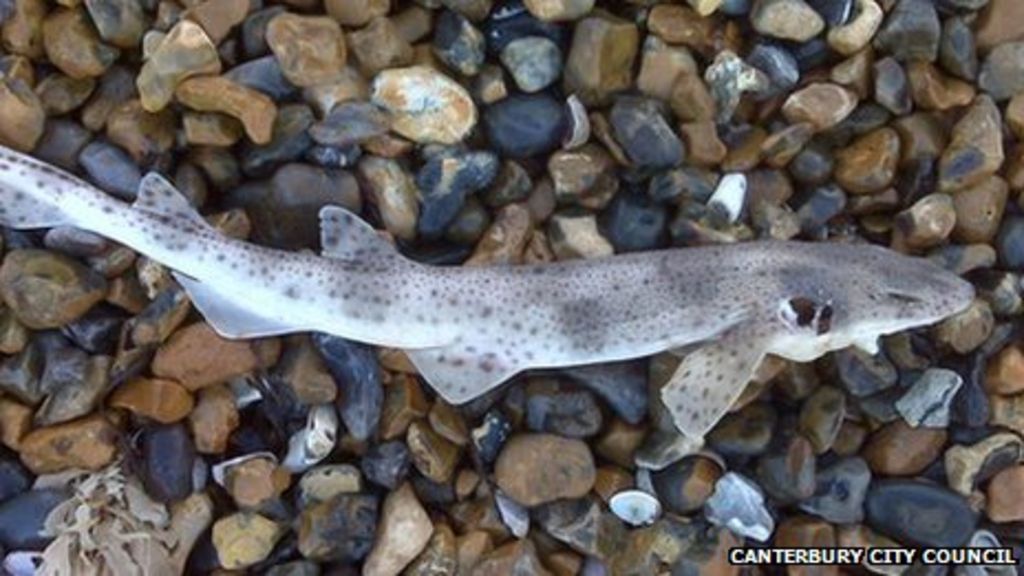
[0,145,975,439]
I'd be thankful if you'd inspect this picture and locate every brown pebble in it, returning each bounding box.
[834,127,900,194]
[985,344,1024,395]
[781,82,858,131]
[266,13,347,88]
[380,374,430,440]
[862,420,947,476]
[0,75,45,152]
[363,482,434,576]
[109,377,195,423]
[939,95,1004,193]
[775,516,838,576]
[407,419,461,483]
[348,17,415,76]
[952,176,1008,244]
[224,457,290,510]
[106,99,176,162]
[892,112,947,165]
[647,4,713,50]
[0,397,32,450]
[563,13,638,106]
[494,433,596,507]
[152,322,281,391]
[907,61,975,111]
[325,0,389,27]
[136,20,221,112]
[184,0,250,45]
[183,112,244,147]
[975,0,1024,52]
[1,0,47,59]
[0,249,107,330]
[371,66,477,145]
[670,74,716,122]
[894,193,957,250]
[680,121,727,167]
[175,76,277,144]
[188,383,240,454]
[42,8,119,79]
[986,465,1024,522]
[19,414,119,474]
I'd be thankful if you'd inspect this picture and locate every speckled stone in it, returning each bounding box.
[371,66,477,145]
[18,414,118,474]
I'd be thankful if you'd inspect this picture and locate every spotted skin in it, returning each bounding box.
[0,145,976,439]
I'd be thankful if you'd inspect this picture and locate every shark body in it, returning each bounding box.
[0,146,975,438]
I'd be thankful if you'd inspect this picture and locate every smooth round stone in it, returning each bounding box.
[109,377,194,424]
[78,139,142,200]
[142,423,195,503]
[939,16,977,81]
[563,13,638,106]
[835,127,900,194]
[433,10,485,76]
[495,434,595,507]
[751,0,825,42]
[782,82,857,131]
[600,191,668,253]
[865,480,977,547]
[525,379,602,438]
[361,441,410,490]
[500,36,561,93]
[0,249,107,330]
[978,42,1024,101]
[372,66,477,145]
[32,120,92,171]
[483,0,569,56]
[42,8,119,79]
[484,93,567,158]
[873,0,941,62]
[0,488,67,550]
[800,457,870,524]
[609,490,661,527]
[986,465,1024,522]
[609,96,683,172]
[899,190,959,247]
[827,0,883,55]
[863,420,947,476]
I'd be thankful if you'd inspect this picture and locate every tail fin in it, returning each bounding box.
[0,145,81,229]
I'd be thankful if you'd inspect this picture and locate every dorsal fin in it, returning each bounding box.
[318,205,398,260]
[133,172,208,227]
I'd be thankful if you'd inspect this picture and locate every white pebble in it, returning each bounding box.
[708,173,747,223]
[609,489,662,526]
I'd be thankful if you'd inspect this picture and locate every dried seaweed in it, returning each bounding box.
[38,462,180,576]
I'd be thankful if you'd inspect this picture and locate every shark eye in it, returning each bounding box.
[782,297,833,335]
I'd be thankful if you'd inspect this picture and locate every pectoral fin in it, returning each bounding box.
[406,342,519,404]
[661,330,769,440]
[173,272,303,338]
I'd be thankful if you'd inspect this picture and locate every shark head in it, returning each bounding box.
[765,242,976,361]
